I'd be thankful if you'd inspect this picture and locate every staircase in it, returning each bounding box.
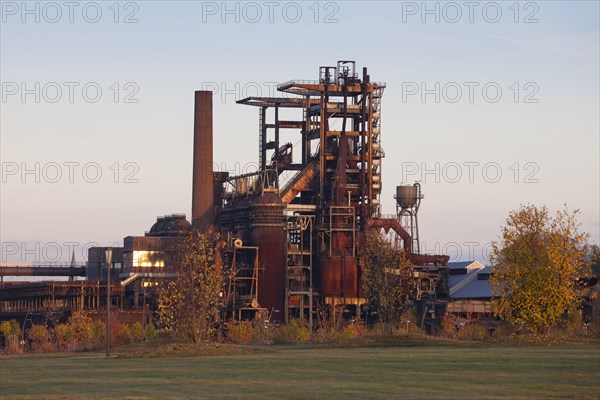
[280,158,318,204]
[371,86,385,197]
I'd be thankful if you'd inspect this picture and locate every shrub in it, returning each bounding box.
[55,323,72,350]
[492,323,514,338]
[439,314,458,339]
[132,322,144,342]
[312,327,339,343]
[145,323,157,340]
[28,325,48,350]
[225,320,271,344]
[93,320,106,345]
[54,312,101,351]
[339,322,367,339]
[0,320,22,354]
[225,321,254,344]
[457,323,488,341]
[112,322,133,346]
[273,319,310,344]
[70,311,96,347]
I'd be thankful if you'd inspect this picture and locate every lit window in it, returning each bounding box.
[132,251,165,267]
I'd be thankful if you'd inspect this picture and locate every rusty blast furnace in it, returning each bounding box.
[192,61,449,324]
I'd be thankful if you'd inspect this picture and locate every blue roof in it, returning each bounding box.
[449,274,466,288]
[448,263,494,299]
[452,279,493,299]
[479,266,492,274]
[447,261,475,270]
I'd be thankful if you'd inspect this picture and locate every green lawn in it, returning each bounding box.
[1,344,599,399]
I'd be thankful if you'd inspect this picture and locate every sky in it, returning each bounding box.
[1,0,599,266]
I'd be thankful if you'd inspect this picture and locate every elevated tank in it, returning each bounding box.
[396,185,419,209]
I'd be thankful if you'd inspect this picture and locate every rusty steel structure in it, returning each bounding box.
[0,266,85,279]
[0,281,126,323]
[194,61,450,324]
[1,61,449,329]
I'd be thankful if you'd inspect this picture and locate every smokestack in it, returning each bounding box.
[192,90,214,229]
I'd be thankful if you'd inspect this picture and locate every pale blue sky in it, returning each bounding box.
[1,1,598,264]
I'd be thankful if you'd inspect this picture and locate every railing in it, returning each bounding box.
[277,80,320,90]
[374,213,398,220]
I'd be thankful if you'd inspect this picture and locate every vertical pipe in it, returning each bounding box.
[275,104,280,165]
[192,91,214,229]
[106,248,112,358]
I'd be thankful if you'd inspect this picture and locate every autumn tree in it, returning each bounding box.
[54,311,100,350]
[158,232,225,343]
[362,231,416,332]
[0,319,22,353]
[589,245,600,278]
[489,205,592,334]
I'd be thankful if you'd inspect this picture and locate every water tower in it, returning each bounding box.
[395,183,422,255]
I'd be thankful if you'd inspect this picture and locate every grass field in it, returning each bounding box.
[1,342,599,399]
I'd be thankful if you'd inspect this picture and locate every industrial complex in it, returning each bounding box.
[1,61,493,332]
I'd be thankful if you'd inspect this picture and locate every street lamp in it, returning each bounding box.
[105,247,112,358]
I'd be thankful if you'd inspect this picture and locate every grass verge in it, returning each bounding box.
[1,339,598,400]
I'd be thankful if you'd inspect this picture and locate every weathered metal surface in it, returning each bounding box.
[396,185,419,209]
[192,90,214,229]
[446,299,493,314]
[250,192,286,321]
[0,266,85,277]
[320,257,359,299]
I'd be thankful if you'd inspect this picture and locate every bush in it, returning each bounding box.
[457,323,488,341]
[132,322,144,342]
[225,321,253,344]
[70,311,96,348]
[339,322,367,339]
[54,312,102,351]
[439,314,458,339]
[312,327,339,343]
[225,320,271,344]
[93,320,106,345]
[28,325,48,350]
[273,319,310,344]
[0,319,23,353]
[55,323,72,350]
[492,323,515,338]
[145,323,157,340]
[112,322,134,346]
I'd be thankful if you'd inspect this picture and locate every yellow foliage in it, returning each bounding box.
[490,205,591,334]
[158,232,226,343]
[28,325,48,349]
[274,319,310,344]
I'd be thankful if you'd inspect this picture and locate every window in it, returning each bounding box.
[132,251,165,267]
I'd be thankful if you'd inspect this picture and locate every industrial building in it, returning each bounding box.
[1,61,450,329]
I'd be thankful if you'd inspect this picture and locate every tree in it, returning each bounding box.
[362,231,416,332]
[489,204,591,334]
[588,245,600,278]
[158,232,225,343]
[0,319,22,352]
[54,311,98,350]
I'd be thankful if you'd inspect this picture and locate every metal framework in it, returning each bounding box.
[285,214,315,327]
[230,61,392,320]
